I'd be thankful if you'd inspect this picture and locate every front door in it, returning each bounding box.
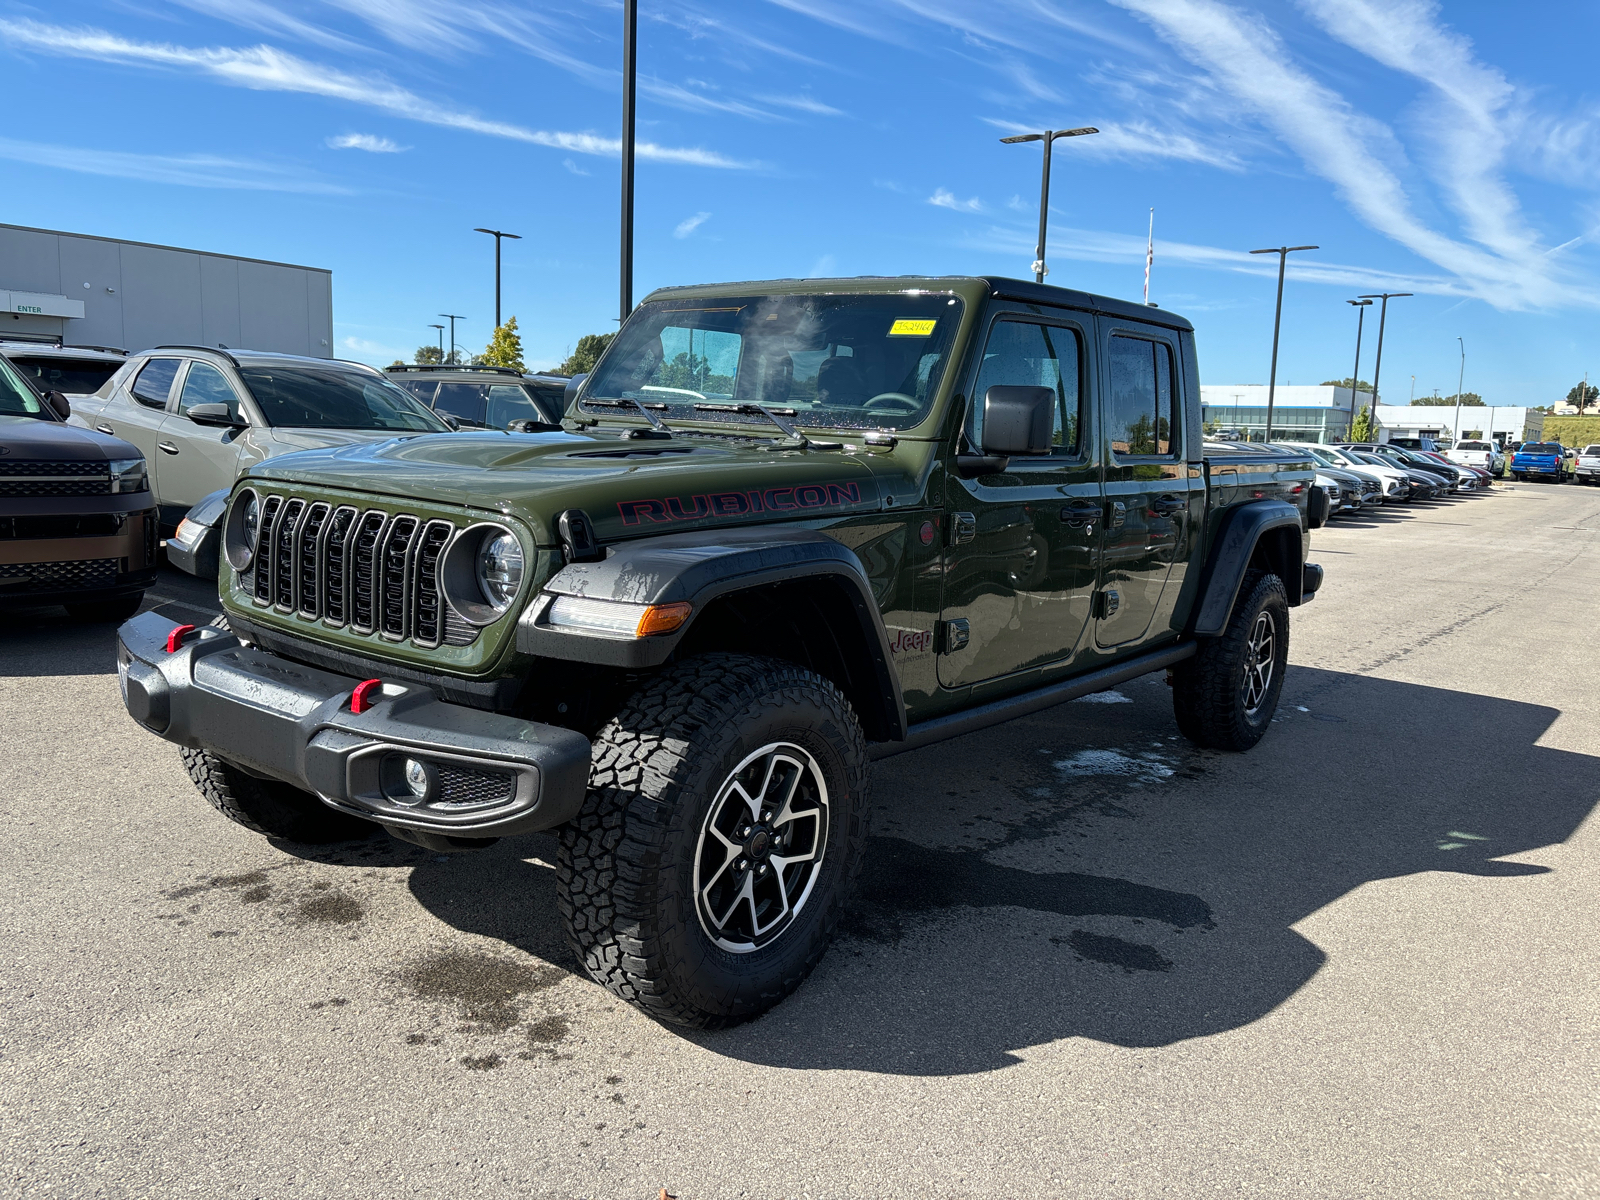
[155,359,249,524]
[1095,325,1193,649]
[938,312,1102,689]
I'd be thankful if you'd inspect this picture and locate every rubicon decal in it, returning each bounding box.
[618,482,865,525]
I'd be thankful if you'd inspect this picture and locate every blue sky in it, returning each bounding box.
[2,1,1597,405]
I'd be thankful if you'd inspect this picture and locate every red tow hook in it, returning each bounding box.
[350,678,382,715]
[164,624,197,653]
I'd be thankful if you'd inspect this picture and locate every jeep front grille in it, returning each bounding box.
[247,493,474,648]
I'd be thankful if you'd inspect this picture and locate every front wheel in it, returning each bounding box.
[1172,569,1289,751]
[558,654,870,1028]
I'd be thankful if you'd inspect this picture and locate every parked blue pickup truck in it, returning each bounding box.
[1511,442,1567,483]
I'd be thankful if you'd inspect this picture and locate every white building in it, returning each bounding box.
[1372,405,1543,445]
[0,222,332,357]
[1200,384,1357,442]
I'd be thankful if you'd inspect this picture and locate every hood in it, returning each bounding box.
[247,429,885,545]
[0,413,140,460]
[262,427,424,453]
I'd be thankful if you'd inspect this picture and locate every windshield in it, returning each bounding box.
[239,364,450,432]
[1521,443,1561,454]
[9,355,121,395]
[0,355,49,420]
[583,292,965,431]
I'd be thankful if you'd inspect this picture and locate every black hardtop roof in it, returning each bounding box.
[384,364,572,386]
[641,275,1194,333]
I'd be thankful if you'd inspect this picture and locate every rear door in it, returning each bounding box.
[1094,322,1199,650]
[154,359,251,523]
[93,356,180,466]
[938,307,1103,689]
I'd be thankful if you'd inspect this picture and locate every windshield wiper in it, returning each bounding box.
[692,403,842,449]
[587,397,673,439]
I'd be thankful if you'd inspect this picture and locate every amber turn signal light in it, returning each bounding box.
[636,602,693,636]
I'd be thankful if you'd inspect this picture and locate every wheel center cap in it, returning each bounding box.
[746,828,772,859]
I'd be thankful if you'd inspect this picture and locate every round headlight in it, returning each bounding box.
[243,494,260,547]
[476,532,524,610]
[223,489,260,572]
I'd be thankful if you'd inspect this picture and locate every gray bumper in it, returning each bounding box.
[116,611,591,840]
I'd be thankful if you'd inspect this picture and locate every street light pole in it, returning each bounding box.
[999,127,1100,283]
[439,313,465,364]
[473,228,522,330]
[427,323,445,362]
[1347,298,1372,439]
[620,0,638,323]
[1358,292,1412,442]
[1249,244,1318,442]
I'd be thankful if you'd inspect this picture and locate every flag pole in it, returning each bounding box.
[1143,208,1154,305]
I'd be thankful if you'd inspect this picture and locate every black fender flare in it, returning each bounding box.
[517,527,907,741]
[1188,500,1306,638]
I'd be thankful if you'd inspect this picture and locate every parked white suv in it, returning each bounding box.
[1576,444,1600,486]
[1448,439,1504,476]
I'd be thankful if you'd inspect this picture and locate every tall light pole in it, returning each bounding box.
[1454,336,1465,445]
[473,228,522,330]
[427,323,445,362]
[999,126,1100,283]
[1249,244,1318,442]
[1358,292,1412,442]
[620,0,638,323]
[439,313,465,364]
[1347,298,1372,440]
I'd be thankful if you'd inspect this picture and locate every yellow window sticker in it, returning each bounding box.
[888,318,937,337]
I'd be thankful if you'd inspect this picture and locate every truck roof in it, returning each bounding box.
[641,275,1196,334]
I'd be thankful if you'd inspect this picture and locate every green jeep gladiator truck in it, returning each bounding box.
[117,276,1323,1026]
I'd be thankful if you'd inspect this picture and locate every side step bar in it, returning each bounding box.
[870,641,1198,761]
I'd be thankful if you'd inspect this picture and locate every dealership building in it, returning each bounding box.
[1201,385,1544,446]
[0,222,332,357]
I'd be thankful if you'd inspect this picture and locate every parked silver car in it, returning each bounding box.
[0,339,127,400]
[70,346,452,567]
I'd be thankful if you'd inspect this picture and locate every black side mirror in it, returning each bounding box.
[186,403,246,429]
[440,412,461,430]
[981,385,1055,457]
[45,390,71,420]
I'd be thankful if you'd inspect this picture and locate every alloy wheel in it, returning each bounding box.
[1241,610,1276,715]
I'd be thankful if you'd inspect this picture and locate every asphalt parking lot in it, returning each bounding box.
[3,483,1597,1199]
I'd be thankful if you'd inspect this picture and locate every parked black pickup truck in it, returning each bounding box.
[117,275,1322,1026]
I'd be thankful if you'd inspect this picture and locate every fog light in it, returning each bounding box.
[403,758,433,800]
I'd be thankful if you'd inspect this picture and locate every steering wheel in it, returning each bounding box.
[863,392,918,413]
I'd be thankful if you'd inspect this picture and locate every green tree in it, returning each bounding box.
[1350,404,1376,442]
[1567,382,1597,415]
[414,344,443,365]
[556,332,616,376]
[480,317,526,371]
[1412,393,1483,406]
[1320,377,1373,392]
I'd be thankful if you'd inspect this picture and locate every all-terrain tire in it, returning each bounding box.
[1172,569,1289,752]
[557,653,871,1028]
[65,592,144,623]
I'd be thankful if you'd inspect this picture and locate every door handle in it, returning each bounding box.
[95,423,115,435]
[1152,495,1186,515]
[1059,501,1101,528]
[157,441,179,455]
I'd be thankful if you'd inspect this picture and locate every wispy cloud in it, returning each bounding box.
[674,212,712,238]
[169,0,367,53]
[756,92,844,116]
[0,134,350,193]
[640,77,781,121]
[0,20,752,169]
[562,157,589,176]
[982,115,1245,171]
[929,188,982,213]
[326,132,404,152]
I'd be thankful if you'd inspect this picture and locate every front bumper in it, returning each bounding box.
[116,611,592,842]
[1,498,158,606]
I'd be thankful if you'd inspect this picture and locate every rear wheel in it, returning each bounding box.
[558,653,870,1028]
[1172,570,1289,752]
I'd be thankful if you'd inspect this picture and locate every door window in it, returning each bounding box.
[485,385,543,427]
[1107,335,1177,457]
[178,361,245,423]
[431,383,490,427]
[132,358,181,409]
[970,319,1083,454]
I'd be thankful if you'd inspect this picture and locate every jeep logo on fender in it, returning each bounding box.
[887,628,933,654]
[618,482,864,525]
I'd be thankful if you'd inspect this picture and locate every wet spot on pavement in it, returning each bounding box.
[295,892,364,925]
[401,948,562,1035]
[461,1053,503,1071]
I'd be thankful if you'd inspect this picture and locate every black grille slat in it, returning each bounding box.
[297,502,330,617]
[350,511,388,633]
[252,496,283,604]
[322,507,356,625]
[411,521,452,647]
[0,557,118,590]
[0,461,111,498]
[273,499,305,610]
[379,517,419,639]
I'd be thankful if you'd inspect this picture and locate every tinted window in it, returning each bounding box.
[0,355,46,418]
[390,378,438,405]
[433,383,489,426]
[132,357,181,408]
[1522,443,1561,454]
[970,319,1082,454]
[584,292,964,431]
[238,365,450,432]
[1107,335,1175,456]
[1457,441,1491,451]
[526,383,566,422]
[10,356,121,395]
[178,361,245,422]
[486,385,545,428]
[1584,446,1600,455]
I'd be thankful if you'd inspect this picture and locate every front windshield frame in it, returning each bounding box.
[0,353,51,421]
[238,363,451,433]
[580,290,968,433]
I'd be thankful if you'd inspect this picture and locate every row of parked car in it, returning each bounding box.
[0,337,579,620]
[1285,439,1503,526]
